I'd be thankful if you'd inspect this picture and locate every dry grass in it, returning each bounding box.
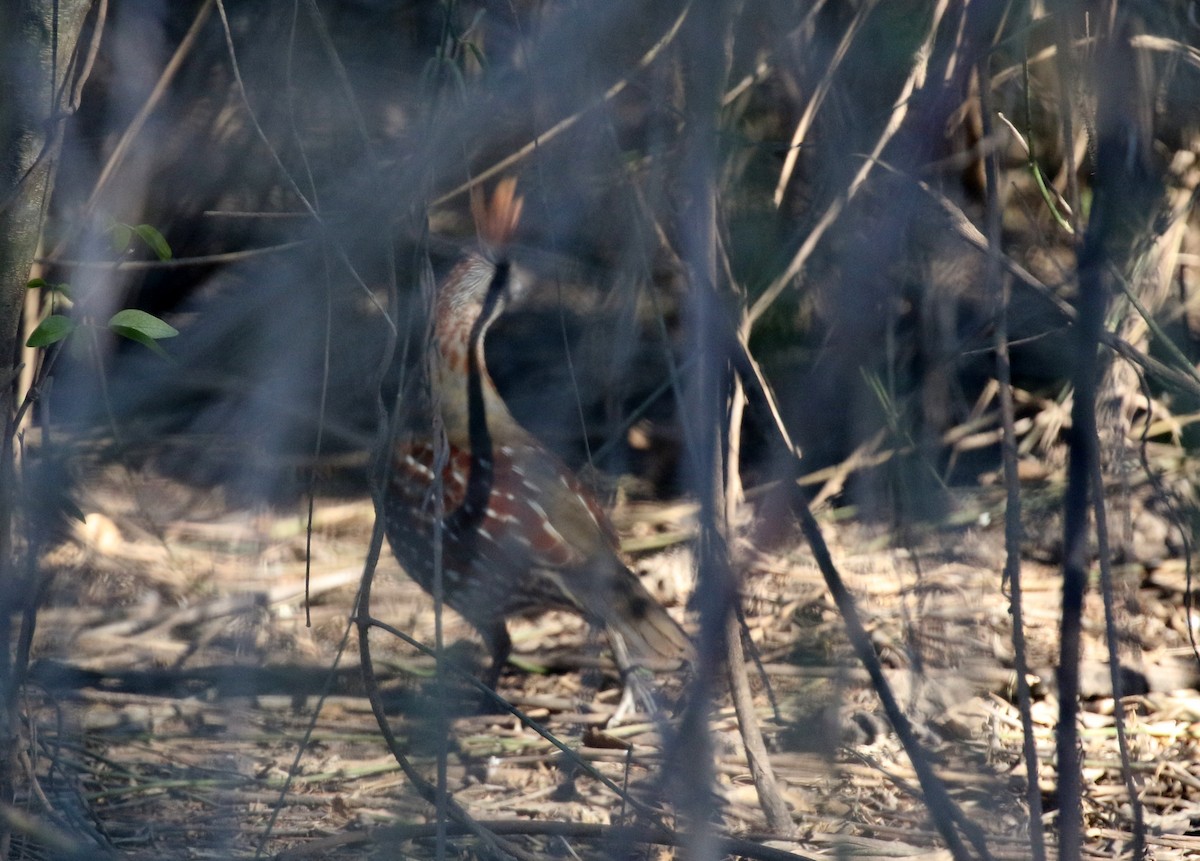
[6,4,1200,860]
[13,456,1199,860]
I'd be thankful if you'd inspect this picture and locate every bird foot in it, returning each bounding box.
[608,666,658,726]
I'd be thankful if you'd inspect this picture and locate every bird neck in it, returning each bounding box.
[433,255,528,449]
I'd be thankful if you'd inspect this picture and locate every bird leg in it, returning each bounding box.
[479,621,512,694]
[608,630,659,725]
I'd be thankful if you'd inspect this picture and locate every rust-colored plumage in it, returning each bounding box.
[383,181,689,686]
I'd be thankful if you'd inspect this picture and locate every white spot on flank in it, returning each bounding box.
[526,498,566,543]
[526,499,549,520]
[404,456,435,480]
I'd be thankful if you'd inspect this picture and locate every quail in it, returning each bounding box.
[383,179,690,690]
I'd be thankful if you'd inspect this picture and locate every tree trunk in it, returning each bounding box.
[0,0,94,850]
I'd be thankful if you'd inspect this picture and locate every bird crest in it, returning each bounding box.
[470,177,523,254]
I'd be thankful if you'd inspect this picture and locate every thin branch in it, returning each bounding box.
[1089,441,1147,861]
[82,0,215,222]
[748,0,952,327]
[1048,2,1082,235]
[979,54,1047,861]
[669,5,737,860]
[354,454,532,861]
[361,616,660,820]
[276,819,823,861]
[211,0,395,335]
[772,0,878,207]
[41,240,310,270]
[790,498,992,861]
[431,4,690,207]
[731,283,994,861]
[725,613,795,835]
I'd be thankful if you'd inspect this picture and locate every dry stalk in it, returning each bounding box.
[979,50,1047,861]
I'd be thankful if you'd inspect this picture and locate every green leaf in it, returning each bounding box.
[28,278,72,296]
[108,309,178,359]
[122,333,170,359]
[26,315,76,347]
[108,309,177,359]
[107,309,179,340]
[133,223,172,260]
[109,221,133,254]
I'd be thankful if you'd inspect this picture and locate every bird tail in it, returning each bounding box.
[471,177,523,252]
[603,568,692,668]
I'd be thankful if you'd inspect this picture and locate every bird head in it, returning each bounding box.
[436,177,526,332]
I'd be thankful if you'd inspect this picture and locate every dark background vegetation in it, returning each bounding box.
[2,0,1199,859]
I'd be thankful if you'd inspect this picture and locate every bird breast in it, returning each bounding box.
[392,440,618,571]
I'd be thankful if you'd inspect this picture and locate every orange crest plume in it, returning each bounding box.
[470,177,524,252]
